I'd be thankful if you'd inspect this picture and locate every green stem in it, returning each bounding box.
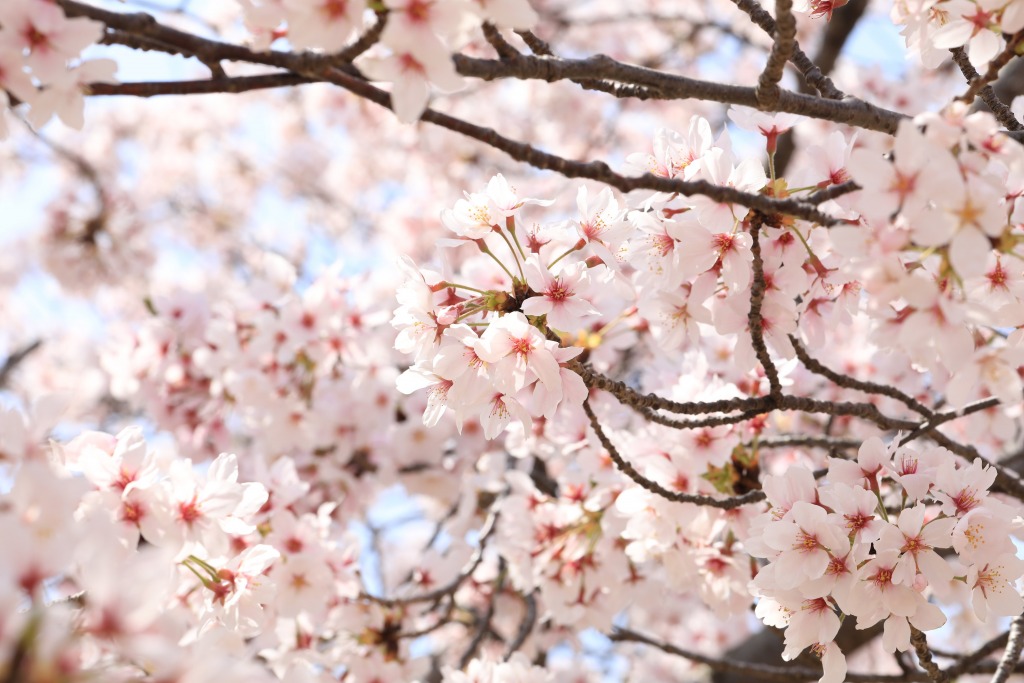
[182,560,214,587]
[548,241,584,270]
[187,554,220,580]
[496,228,525,280]
[444,281,488,295]
[480,242,517,283]
[507,216,527,260]
[874,490,890,523]
[456,303,488,322]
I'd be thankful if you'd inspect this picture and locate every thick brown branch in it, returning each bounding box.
[730,0,844,99]
[573,362,771,416]
[612,626,927,682]
[910,627,948,683]
[60,0,907,137]
[755,0,796,108]
[88,73,312,97]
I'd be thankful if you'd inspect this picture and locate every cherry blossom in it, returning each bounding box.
[6,2,1024,681]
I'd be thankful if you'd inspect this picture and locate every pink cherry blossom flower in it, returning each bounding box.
[967,553,1024,622]
[781,597,841,662]
[626,120,713,180]
[441,190,498,239]
[689,148,767,230]
[951,504,1018,563]
[480,391,532,439]
[933,458,996,518]
[358,37,464,123]
[474,312,562,396]
[0,0,103,82]
[531,344,586,419]
[396,361,456,427]
[637,274,714,350]
[846,550,923,625]
[382,0,467,45]
[819,483,883,544]
[521,257,598,332]
[758,501,849,590]
[930,0,1004,67]
[150,452,268,556]
[828,436,890,489]
[727,106,801,154]
[282,0,363,51]
[574,186,629,266]
[876,504,956,588]
[848,119,960,223]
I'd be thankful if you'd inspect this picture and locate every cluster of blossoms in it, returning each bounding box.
[394,107,868,441]
[892,0,1024,67]
[0,412,375,682]
[842,104,1024,409]
[749,437,1024,682]
[100,257,467,511]
[236,0,538,122]
[0,0,116,136]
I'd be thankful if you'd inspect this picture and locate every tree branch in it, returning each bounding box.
[910,626,948,683]
[730,0,844,99]
[0,340,42,390]
[950,47,1024,131]
[755,0,796,109]
[990,614,1024,683]
[613,626,926,682]
[789,335,933,417]
[583,399,770,508]
[748,217,783,399]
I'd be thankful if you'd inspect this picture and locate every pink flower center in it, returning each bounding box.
[546,278,572,301]
[321,0,348,19]
[179,496,202,525]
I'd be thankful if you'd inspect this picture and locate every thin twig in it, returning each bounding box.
[789,335,933,417]
[805,180,859,204]
[362,504,501,607]
[950,47,1024,131]
[502,591,537,661]
[583,400,768,508]
[482,22,521,60]
[943,630,1009,678]
[957,32,1024,105]
[458,559,505,668]
[0,340,42,390]
[748,217,782,398]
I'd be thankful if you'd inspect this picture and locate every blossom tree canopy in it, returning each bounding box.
[7,0,1024,681]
